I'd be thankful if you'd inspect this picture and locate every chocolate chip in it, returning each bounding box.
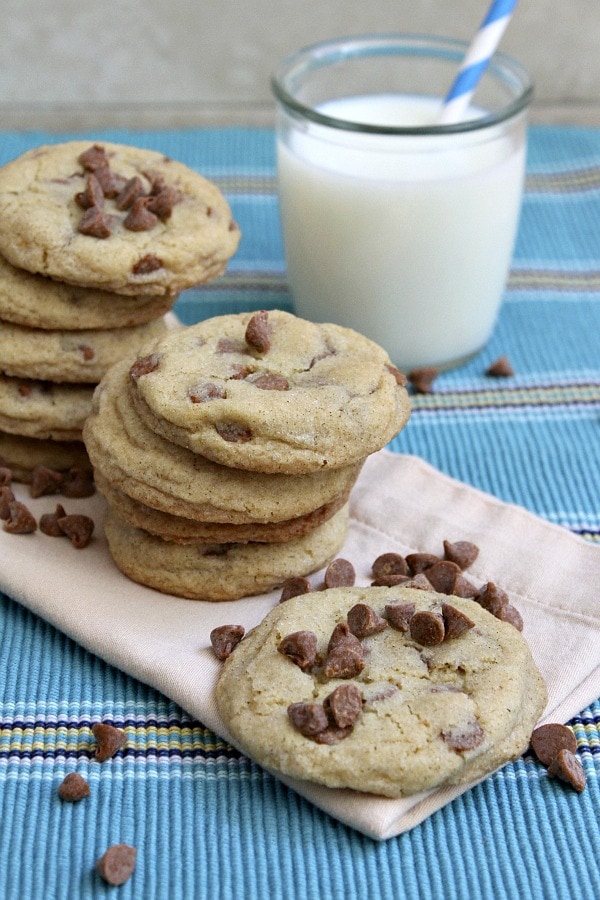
[58,772,90,802]
[92,723,127,761]
[404,573,433,591]
[452,574,481,599]
[324,558,356,589]
[39,503,68,537]
[313,723,354,744]
[60,467,95,498]
[443,540,479,570]
[216,337,246,354]
[17,384,32,397]
[96,844,137,886]
[279,576,312,602]
[3,501,37,534]
[123,197,159,231]
[215,422,252,443]
[441,602,475,639]
[385,601,416,632]
[347,603,387,638]
[327,621,352,651]
[189,382,226,403]
[79,144,109,171]
[371,574,411,587]
[407,366,439,394]
[78,205,111,238]
[250,372,289,391]
[57,514,95,548]
[146,185,181,220]
[409,609,445,646]
[130,352,161,379]
[530,723,577,767]
[277,630,317,671]
[323,683,362,728]
[486,355,514,377]
[132,253,163,275]
[385,363,408,387]
[92,163,121,199]
[75,173,105,210]
[210,624,245,660]
[288,701,329,737]
[0,466,12,486]
[406,552,439,575]
[425,560,462,595]
[498,603,523,631]
[0,485,15,520]
[547,749,586,792]
[323,633,365,679]
[115,176,146,210]
[79,344,95,361]
[477,582,509,617]
[30,465,64,498]
[441,719,485,751]
[245,310,270,354]
[372,552,408,579]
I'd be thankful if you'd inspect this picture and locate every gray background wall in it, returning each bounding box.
[1,0,599,128]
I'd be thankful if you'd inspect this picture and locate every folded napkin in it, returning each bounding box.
[2,450,599,840]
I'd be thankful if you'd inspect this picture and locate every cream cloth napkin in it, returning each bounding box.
[2,449,599,840]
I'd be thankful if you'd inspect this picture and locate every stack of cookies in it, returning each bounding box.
[83,309,411,601]
[0,140,240,481]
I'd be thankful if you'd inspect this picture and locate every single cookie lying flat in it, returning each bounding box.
[216,586,547,797]
[103,504,349,601]
[0,141,240,296]
[129,310,410,473]
[83,358,363,524]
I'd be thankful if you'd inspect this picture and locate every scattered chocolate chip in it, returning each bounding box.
[407,366,439,394]
[123,197,159,231]
[324,558,356,589]
[78,205,111,238]
[372,552,408,580]
[279,576,312,602]
[441,719,485,751]
[486,355,514,377]
[288,701,329,737]
[409,609,445,646]
[323,633,365,679]
[443,540,479,570]
[425,560,462,595]
[58,772,90,802]
[547,749,586,792]
[530,723,577,767]
[215,422,252,443]
[75,173,105,210]
[277,630,317,671]
[245,310,270,354]
[3,501,37,534]
[441,603,475,640]
[404,573,434,591]
[0,466,12,486]
[385,363,408,387]
[79,144,109,171]
[477,582,509,617]
[96,844,137,886]
[130,352,161,379]
[323,683,362,729]
[497,603,523,631]
[115,176,146,210]
[91,723,127,762]
[0,485,15,520]
[60,467,95,498]
[250,372,289,391]
[405,552,439,575]
[189,382,226,403]
[30,465,64,498]
[57,514,95,548]
[347,603,387,639]
[39,503,68,537]
[385,601,416,632]
[210,624,245,660]
[452,574,481,599]
[132,253,163,275]
[371,574,411,587]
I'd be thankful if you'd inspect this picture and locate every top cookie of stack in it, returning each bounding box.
[0,141,241,481]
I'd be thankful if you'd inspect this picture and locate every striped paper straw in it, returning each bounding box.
[438,0,518,124]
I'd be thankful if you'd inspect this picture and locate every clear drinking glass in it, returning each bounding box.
[272,34,532,371]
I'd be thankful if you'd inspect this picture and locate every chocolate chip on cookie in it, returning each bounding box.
[347,603,387,639]
[278,631,318,671]
[409,609,445,646]
[245,309,271,354]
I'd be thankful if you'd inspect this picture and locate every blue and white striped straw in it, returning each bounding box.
[438,0,518,124]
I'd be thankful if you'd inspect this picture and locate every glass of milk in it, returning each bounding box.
[272,34,532,371]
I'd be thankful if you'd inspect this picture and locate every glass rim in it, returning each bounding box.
[271,33,533,135]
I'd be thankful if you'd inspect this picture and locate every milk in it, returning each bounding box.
[277,94,527,370]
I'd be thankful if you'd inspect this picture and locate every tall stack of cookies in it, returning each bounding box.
[83,309,411,601]
[0,141,240,482]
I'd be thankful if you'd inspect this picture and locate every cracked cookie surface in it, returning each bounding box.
[128,310,411,474]
[215,586,547,797]
[0,141,240,296]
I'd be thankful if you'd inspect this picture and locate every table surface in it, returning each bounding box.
[0,125,598,900]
